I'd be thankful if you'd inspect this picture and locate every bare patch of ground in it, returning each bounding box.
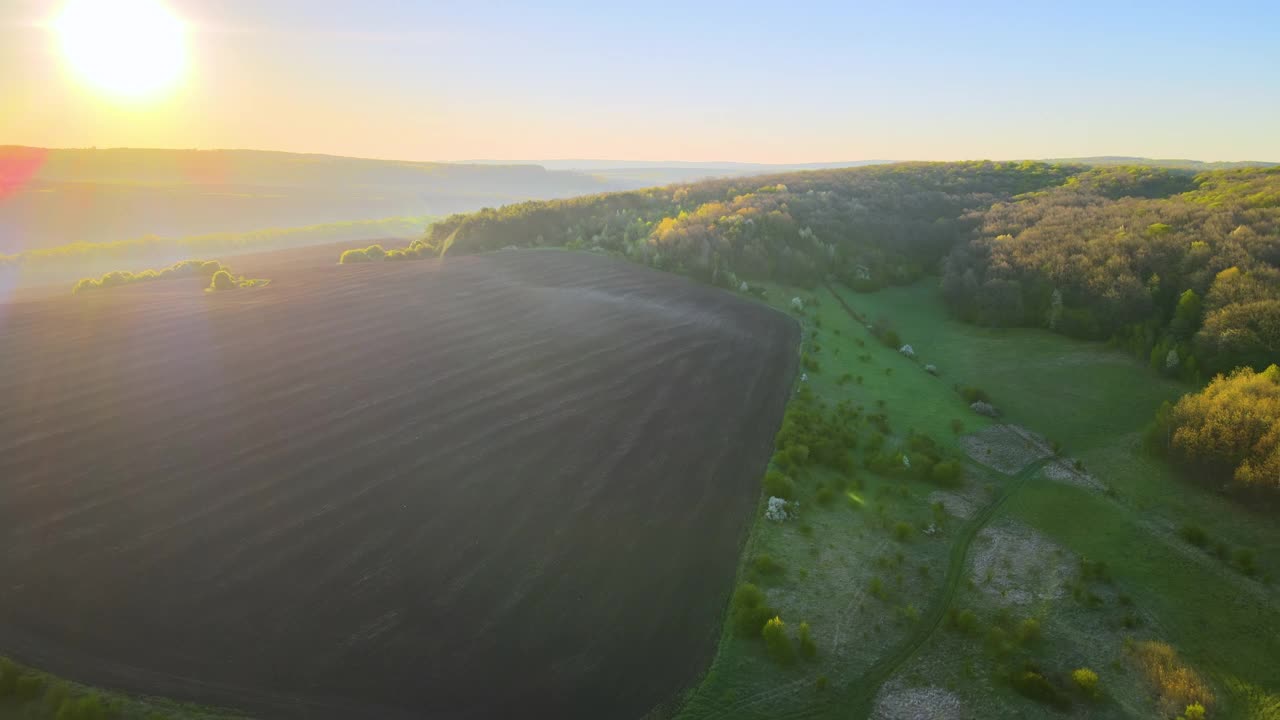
[959,424,1055,475]
[871,681,963,720]
[928,491,976,520]
[969,521,1073,606]
[1041,458,1107,492]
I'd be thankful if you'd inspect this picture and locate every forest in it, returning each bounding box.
[412,161,1280,497]
[942,166,1280,378]
[418,161,1081,288]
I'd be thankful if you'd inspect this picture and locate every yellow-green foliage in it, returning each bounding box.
[1071,667,1099,695]
[761,616,795,665]
[339,242,430,264]
[797,621,817,659]
[1155,365,1280,491]
[209,270,237,291]
[1182,702,1207,720]
[72,259,224,294]
[1130,640,1214,717]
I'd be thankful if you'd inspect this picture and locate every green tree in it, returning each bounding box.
[762,616,796,665]
[1171,289,1203,338]
[797,621,817,659]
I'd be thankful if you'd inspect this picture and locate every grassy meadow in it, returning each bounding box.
[673,279,1280,720]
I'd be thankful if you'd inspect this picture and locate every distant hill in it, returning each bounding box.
[1046,156,1278,171]
[465,158,894,186]
[0,147,626,254]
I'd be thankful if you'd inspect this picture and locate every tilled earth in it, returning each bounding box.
[0,247,798,718]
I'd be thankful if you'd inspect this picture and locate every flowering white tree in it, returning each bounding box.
[765,497,793,521]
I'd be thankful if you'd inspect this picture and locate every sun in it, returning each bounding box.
[55,0,187,100]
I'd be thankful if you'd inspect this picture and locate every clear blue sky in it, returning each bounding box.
[3,0,1279,162]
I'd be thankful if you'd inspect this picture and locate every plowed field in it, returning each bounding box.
[0,248,798,718]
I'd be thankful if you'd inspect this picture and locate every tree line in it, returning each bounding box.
[401,161,1278,498]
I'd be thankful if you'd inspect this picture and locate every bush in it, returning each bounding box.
[1130,640,1214,717]
[1016,617,1042,644]
[55,695,107,720]
[1010,667,1071,709]
[44,682,70,713]
[15,672,44,700]
[364,244,387,261]
[1183,702,1207,720]
[1071,667,1099,696]
[751,555,786,578]
[0,658,17,697]
[763,470,796,500]
[815,486,835,506]
[1234,548,1258,576]
[946,607,978,634]
[959,385,991,404]
[797,622,817,659]
[762,616,795,665]
[339,248,370,263]
[815,675,828,691]
[1179,524,1209,547]
[208,269,237,291]
[929,460,963,487]
[892,521,913,542]
[731,583,775,637]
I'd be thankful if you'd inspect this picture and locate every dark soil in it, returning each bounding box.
[0,248,798,719]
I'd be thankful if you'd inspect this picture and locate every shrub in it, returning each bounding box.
[364,244,387,261]
[1234,548,1258,576]
[71,278,101,294]
[55,695,107,720]
[929,460,963,487]
[959,385,991,404]
[1016,617,1042,644]
[892,521,913,542]
[1071,667,1099,696]
[946,607,978,634]
[1130,640,1214,717]
[815,486,835,506]
[731,583,775,637]
[815,675,828,691]
[1011,668,1071,709]
[0,658,17,696]
[339,248,371,263]
[44,682,70,713]
[797,622,817,659]
[762,617,795,665]
[1179,525,1209,547]
[751,555,786,579]
[1184,702,1207,720]
[951,418,965,434]
[869,576,886,600]
[208,269,238,291]
[763,470,796,500]
[15,672,43,700]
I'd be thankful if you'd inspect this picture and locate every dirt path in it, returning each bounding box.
[823,281,1052,718]
[843,457,1050,718]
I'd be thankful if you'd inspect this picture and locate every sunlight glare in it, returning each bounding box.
[55,0,187,100]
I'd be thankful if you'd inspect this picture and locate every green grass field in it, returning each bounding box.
[674,279,1280,720]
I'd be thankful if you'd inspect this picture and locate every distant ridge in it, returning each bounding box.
[1045,156,1278,171]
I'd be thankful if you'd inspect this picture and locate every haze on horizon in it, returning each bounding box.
[2,0,1279,164]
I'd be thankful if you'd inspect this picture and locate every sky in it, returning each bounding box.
[2,0,1279,164]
